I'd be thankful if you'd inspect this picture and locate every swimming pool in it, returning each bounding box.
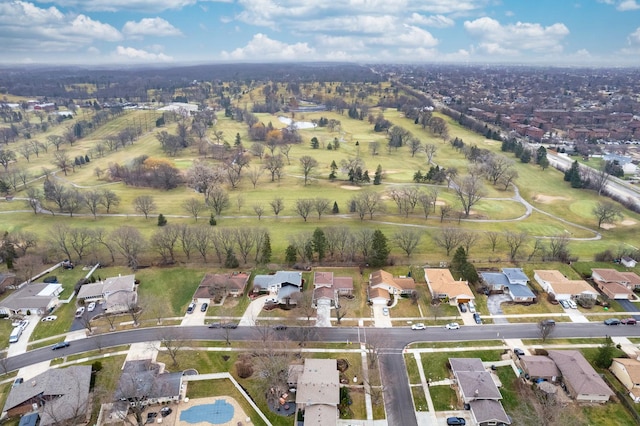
[180,399,234,425]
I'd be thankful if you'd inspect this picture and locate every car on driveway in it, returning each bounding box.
[87,302,96,312]
[458,303,467,313]
[604,318,621,325]
[52,341,70,350]
[160,407,172,417]
[445,322,460,330]
[41,315,58,322]
[382,307,389,316]
[17,320,29,330]
[473,313,482,324]
[145,413,158,424]
[621,318,637,325]
[514,348,526,358]
[559,299,570,309]
[567,299,578,309]
[74,307,85,318]
[12,377,23,387]
[411,323,426,330]
[446,417,466,425]
[186,302,196,314]
[200,303,208,312]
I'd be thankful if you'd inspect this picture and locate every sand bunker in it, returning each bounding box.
[600,223,616,230]
[340,185,362,190]
[533,194,569,204]
[621,219,637,226]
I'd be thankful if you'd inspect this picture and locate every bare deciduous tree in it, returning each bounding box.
[592,201,623,229]
[294,198,314,222]
[299,155,318,186]
[453,175,487,217]
[434,227,464,256]
[269,197,284,217]
[133,195,156,219]
[182,197,205,222]
[111,226,146,270]
[485,231,500,252]
[393,228,423,257]
[505,231,529,261]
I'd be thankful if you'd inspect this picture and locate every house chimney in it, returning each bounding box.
[474,389,479,396]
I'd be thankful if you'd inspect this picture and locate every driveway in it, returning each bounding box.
[180,302,207,326]
[70,304,105,332]
[487,294,512,324]
[372,305,392,327]
[617,299,640,320]
[315,299,331,327]
[239,295,267,326]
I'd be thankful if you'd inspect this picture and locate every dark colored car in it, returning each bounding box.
[514,348,525,358]
[541,319,556,326]
[273,324,288,331]
[446,417,466,426]
[160,407,172,417]
[12,377,23,387]
[145,413,158,424]
[604,318,621,325]
[208,322,221,329]
[473,313,482,324]
[222,322,238,329]
[458,303,467,313]
[200,303,208,312]
[52,341,70,350]
[621,318,637,325]
[186,303,196,314]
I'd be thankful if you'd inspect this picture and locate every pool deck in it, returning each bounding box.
[176,397,250,426]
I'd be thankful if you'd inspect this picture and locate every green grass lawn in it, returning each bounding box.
[411,385,429,411]
[420,349,504,382]
[429,385,458,411]
[404,354,421,384]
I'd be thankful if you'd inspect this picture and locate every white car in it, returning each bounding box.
[567,299,578,309]
[41,315,58,322]
[74,307,85,318]
[411,323,426,330]
[87,302,96,312]
[559,299,570,309]
[445,322,461,330]
[18,320,29,330]
[382,307,389,316]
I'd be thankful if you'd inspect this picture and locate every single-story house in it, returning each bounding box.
[0,283,63,316]
[312,272,353,308]
[193,272,250,301]
[621,272,640,290]
[622,256,638,268]
[592,268,636,299]
[533,270,598,301]
[77,274,137,314]
[295,358,339,426]
[253,271,302,294]
[547,350,613,403]
[610,358,640,402]
[519,356,560,382]
[468,399,511,426]
[425,268,474,304]
[2,365,91,426]
[115,360,183,407]
[480,270,535,302]
[455,371,503,402]
[367,270,415,305]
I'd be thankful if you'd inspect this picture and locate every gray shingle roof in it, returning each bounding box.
[253,271,302,290]
[469,399,511,424]
[547,350,613,397]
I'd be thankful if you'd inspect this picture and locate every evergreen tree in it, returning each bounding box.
[595,336,615,368]
[224,249,240,268]
[332,201,339,214]
[451,246,467,274]
[260,233,272,264]
[209,214,217,226]
[285,245,297,265]
[536,146,547,164]
[235,133,242,146]
[312,228,328,262]
[369,230,390,267]
[373,164,383,185]
[310,137,319,149]
[84,154,90,163]
[329,160,338,181]
[520,149,531,163]
[564,161,583,188]
[333,137,340,150]
[413,170,423,183]
[157,213,167,226]
[538,156,550,170]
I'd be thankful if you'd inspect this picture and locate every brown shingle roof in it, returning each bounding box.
[547,350,613,397]
[424,268,474,299]
[592,268,628,283]
[520,356,560,378]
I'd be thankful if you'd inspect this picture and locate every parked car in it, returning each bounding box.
[458,303,467,313]
[273,324,288,331]
[559,299,570,309]
[52,341,70,350]
[17,320,29,330]
[411,323,426,330]
[382,307,389,316]
[41,315,57,322]
[186,302,196,314]
[514,348,526,358]
[467,301,476,313]
[74,307,85,318]
[604,318,621,325]
[207,322,221,329]
[445,322,460,330]
[621,318,637,325]
[145,412,158,424]
[222,322,238,329]
[200,303,208,312]
[160,407,173,417]
[541,319,556,326]
[12,377,23,387]
[567,299,578,309]
[473,313,482,324]
[446,417,466,426]
[87,302,96,312]
[43,276,58,283]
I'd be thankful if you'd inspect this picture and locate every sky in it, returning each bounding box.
[2,0,640,66]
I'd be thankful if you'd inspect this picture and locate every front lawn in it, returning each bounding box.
[420,349,505,382]
[429,386,458,411]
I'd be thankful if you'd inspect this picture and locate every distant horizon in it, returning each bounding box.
[2,1,640,67]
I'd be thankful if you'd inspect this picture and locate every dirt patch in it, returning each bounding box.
[434,200,446,206]
[385,170,400,174]
[533,194,569,204]
[621,219,637,226]
[601,223,616,230]
[340,185,362,190]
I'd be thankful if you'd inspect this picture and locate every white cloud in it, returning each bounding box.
[303,15,398,34]
[619,0,640,10]
[220,33,315,60]
[628,27,640,44]
[113,45,173,61]
[122,17,183,37]
[406,13,454,28]
[35,0,232,13]
[0,1,122,52]
[464,17,569,55]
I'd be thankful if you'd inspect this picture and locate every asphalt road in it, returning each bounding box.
[9,323,640,426]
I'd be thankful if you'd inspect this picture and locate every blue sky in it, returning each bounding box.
[1,0,640,66]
